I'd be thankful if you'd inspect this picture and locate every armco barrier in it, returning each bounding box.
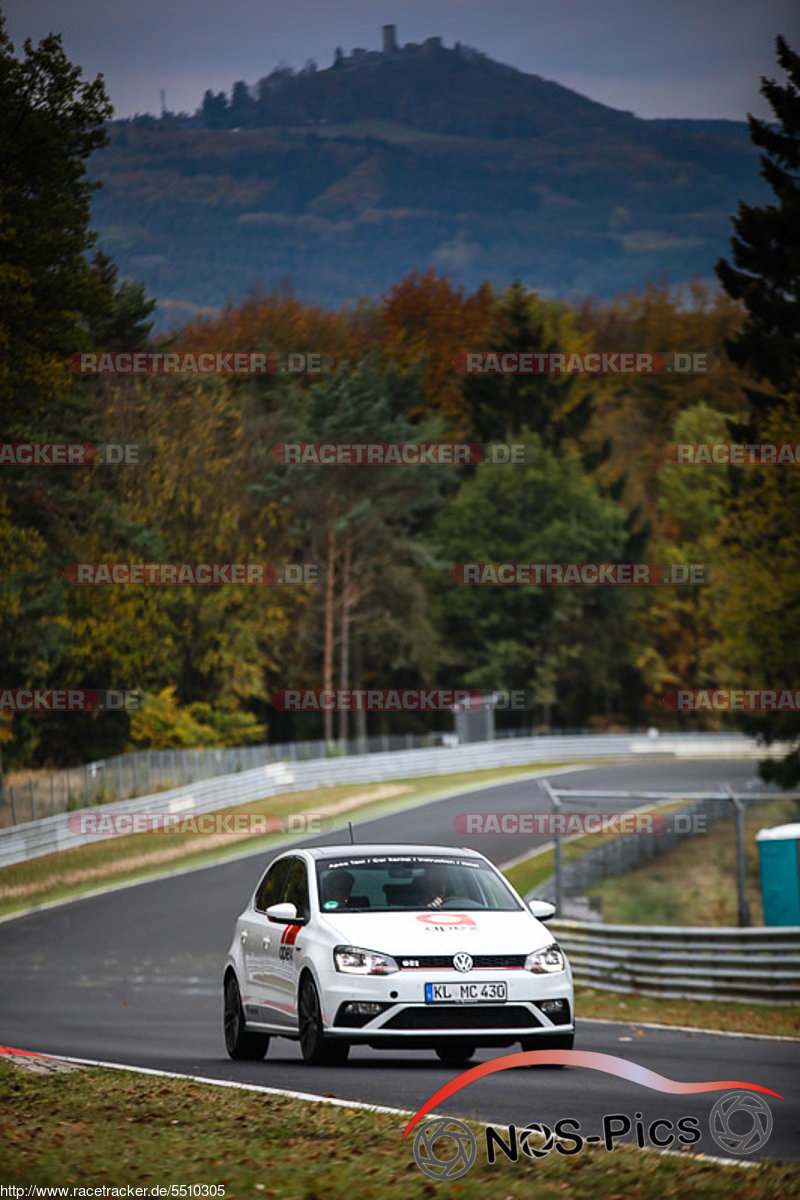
[0,733,785,869]
[550,919,800,1004]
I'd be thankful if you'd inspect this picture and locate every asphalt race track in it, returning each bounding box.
[1,760,797,1163]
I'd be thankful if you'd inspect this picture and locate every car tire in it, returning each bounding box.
[224,974,269,1060]
[298,976,350,1066]
[435,1042,477,1068]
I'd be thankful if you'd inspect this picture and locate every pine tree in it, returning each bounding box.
[715,36,800,410]
[713,36,800,786]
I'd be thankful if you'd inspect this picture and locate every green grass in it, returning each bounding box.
[0,762,582,919]
[586,796,800,927]
[575,987,800,1038]
[2,1061,797,1197]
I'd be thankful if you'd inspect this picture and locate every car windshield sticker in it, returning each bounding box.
[323,900,338,909]
[323,856,478,870]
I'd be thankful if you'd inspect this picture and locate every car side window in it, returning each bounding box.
[281,857,310,921]
[254,858,290,912]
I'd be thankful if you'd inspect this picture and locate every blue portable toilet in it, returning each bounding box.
[756,823,800,926]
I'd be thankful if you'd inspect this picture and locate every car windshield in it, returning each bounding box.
[315,854,523,913]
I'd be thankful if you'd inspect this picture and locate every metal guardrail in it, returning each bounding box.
[1,732,454,827]
[551,919,800,1004]
[0,732,785,869]
[1,728,782,827]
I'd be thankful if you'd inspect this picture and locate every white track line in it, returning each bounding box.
[579,1017,799,1042]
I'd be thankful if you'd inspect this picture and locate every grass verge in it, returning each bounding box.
[586,796,800,927]
[575,987,800,1038]
[2,1060,797,1197]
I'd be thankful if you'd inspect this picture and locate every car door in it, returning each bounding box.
[267,855,311,1029]
[242,856,291,1020]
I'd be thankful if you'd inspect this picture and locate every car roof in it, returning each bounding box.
[303,843,485,860]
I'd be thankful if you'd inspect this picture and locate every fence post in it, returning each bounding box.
[541,778,563,917]
[50,771,55,815]
[10,785,16,825]
[724,783,751,928]
[30,780,36,821]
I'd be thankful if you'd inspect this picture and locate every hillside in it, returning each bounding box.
[89,30,766,327]
[199,32,637,138]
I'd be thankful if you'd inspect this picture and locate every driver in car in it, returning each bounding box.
[323,868,355,908]
[418,863,450,908]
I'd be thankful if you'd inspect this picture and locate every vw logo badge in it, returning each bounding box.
[413,1117,476,1179]
[453,952,473,973]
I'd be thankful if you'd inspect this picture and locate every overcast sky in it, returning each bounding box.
[4,0,799,122]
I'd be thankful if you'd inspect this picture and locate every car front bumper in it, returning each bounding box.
[318,965,574,1041]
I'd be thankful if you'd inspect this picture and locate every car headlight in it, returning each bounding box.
[333,945,399,975]
[524,944,565,973]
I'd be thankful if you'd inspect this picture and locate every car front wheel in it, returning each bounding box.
[224,975,269,1060]
[298,976,349,1066]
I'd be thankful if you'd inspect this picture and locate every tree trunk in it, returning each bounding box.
[338,526,352,750]
[353,640,367,750]
[323,517,337,747]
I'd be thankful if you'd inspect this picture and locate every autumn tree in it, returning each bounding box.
[259,358,450,746]
[430,437,634,727]
[380,270,492,434]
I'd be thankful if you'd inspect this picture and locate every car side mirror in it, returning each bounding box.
[528,900,556,921]
[266,902,301,924]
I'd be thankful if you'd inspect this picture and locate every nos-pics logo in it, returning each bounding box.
[413,1118,476,1180]
[412,1092,774,1179]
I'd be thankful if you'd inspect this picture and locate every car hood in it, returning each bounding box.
[319,908,555,955]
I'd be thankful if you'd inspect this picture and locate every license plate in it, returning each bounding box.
[424,981,507,1004]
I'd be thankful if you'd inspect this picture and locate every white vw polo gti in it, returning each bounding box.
[223,843,574,1067]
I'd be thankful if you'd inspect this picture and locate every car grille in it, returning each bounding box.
[383,1006,541,1030]
[396,954,528,969]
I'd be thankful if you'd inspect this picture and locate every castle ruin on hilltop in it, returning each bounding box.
[334,26,481,69]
